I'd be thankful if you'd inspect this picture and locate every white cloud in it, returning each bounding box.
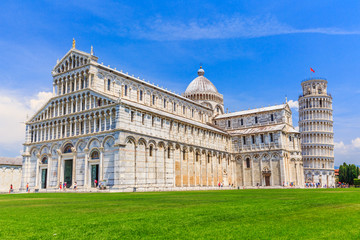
[287,100,299,110]
[0,90,52,156]
[29,91,53,113]
[130,15,360,41]
[294,126,299,132]
[334,141,346,150]
[334,139,360,165]
[351,138,360,148]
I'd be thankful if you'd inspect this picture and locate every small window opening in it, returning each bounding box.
[149,146,153,157]
[131,111,134,122]
[246,158,251,168]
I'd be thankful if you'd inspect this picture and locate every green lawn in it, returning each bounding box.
[0,189,359,239]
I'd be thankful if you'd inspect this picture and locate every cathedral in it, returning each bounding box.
[21,43,306,192]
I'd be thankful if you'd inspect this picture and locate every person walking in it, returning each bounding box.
[59,182,62,191]
[26,183,29,193]
[74,182,77,191]
[9,184,13,194]
[94,179,98,188]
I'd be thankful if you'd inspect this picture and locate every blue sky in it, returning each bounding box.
[0,0,359,165]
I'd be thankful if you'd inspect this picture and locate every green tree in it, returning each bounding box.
[338,163,359,185]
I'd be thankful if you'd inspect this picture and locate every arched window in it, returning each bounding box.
[90,150,100,160]
[149,145,153,157]
[63,143,73,153]
[139,90,143,101]
[163,99,166,108]
[246,158,251,168]
[107,79,111,91]
[183,149,186,160]
[124,85,128,96]
[196,152,199,162]
[41,156,48,164]
[167,147,171,159]
[152,95,156,105]
[207,154,210,163]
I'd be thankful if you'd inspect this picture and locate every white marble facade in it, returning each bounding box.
[0,157,22,192]
[21,45,304,191]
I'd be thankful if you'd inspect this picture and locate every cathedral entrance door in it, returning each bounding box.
[64,160,73,188]
[265,176,270,186]
[41,169,47,189]
[91,164,99,188]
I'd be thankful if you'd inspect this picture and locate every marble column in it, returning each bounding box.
[99,147,104,181]
[35,154,40,188]
[84,148,89,188]
[47,155,51,188]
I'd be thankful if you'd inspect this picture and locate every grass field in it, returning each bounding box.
[0,189,359,239]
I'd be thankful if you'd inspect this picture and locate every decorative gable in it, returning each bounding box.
[52,48,98,76]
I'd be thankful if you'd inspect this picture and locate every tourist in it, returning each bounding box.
[59,182,62,191]
[94,179,98,188]
[218,182,220,188]
[9,184,13,194]
[74,182,77,191]
[26,183,29,193]
[63,182,66,191]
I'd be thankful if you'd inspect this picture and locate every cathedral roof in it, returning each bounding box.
[184,67,219,95]
[227,124,286,135]
[214,104,288,119]
[0,157,22,166]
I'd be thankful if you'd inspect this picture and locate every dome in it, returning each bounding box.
[184,67,218,95]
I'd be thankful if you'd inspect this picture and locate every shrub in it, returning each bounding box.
[354,178,360,187]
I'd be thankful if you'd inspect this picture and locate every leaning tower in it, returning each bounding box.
[299,78,335,187]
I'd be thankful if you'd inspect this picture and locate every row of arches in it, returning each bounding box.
[28,136,116,189]
[53,70,89,96]
[299,97,332,109]
[32,92,114,122]
[30,108,116,143]
[56,55,88,74]
[299,110,333,121]
[303,158,334,169]
[301,146,334,158]
[301,132,334,144]
[299,121,333,133]
[123,136,233,187]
